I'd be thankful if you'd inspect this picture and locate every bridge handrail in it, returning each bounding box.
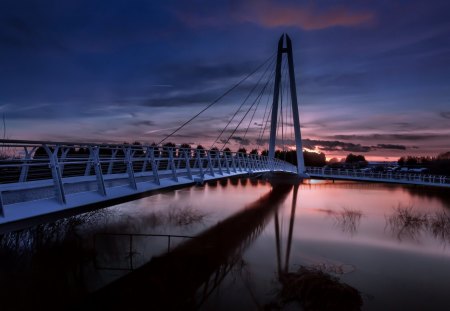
[305,166,450,186]
[0,140,297,209]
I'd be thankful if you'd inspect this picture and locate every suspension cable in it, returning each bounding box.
[210,55,276,149]
[220,69,275,151]
[238,71,275,150]
[257,79,274,151]
[158,53,276,145]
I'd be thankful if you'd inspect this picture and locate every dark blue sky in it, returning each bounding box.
[1,0,449,159]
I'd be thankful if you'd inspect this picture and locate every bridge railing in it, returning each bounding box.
[0,140,297,208]
[305,167,450,186]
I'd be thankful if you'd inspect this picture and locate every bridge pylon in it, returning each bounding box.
[268,34,306,176]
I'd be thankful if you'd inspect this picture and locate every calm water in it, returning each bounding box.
[1,178,450,310]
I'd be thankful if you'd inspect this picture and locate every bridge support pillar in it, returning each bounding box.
[268,34,306,176]
[19,146,36,182]
[125,147,138,190]
[90,146,107,196]
[44,145,66,205]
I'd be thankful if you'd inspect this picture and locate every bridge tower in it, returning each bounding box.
[268,34,306,176]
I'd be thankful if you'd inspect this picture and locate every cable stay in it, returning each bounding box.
[210,55,276,149]
[220,69,274,151]
[158,53,276,145]
[238,71,275,151]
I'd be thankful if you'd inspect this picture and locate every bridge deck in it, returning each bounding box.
[0,140,448,233]
[0,141,297,232]
[306,167,450,188]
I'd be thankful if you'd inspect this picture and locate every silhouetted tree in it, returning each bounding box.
[397,152,450,176]
[237,148,247,155]
[210,147,219,157]
[179,143,192,158]
[196,145,206,157]
[303,150,326,167]
[345,154,367,166]
[132,141,144,157]
[272,150,326,167]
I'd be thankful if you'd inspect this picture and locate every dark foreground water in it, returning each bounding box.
[1,178,450,310]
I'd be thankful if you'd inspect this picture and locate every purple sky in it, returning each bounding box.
[1,0,449,160]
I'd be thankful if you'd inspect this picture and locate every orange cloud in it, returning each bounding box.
[176,1,376,30]
[236,1,376,30]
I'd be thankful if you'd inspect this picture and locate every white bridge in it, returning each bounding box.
[306,167,450,188]
[0,140,297,231]
[1,34,448,232]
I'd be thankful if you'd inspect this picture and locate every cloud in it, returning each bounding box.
[440,111,450,119]
[140,92,214,108]
[301,139,409,153]
[331,133,450,141]
[302,139,371,153]
[133,120,155,127]
[231,136,251,146]
[376,144,406,150]
[176,1,376,30]
[236,1,376,30]
[0,16,67,51]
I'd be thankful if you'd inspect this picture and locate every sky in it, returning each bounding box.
[1,0,449,161]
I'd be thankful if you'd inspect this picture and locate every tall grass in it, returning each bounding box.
[333,207,363,235]
[386,205,450,244]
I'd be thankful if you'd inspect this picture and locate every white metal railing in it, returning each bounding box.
[0,140,297,214]
[305,167,450,187]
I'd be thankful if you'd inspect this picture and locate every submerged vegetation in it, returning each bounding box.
[387,205,450,243]
[333,207,363,235]
[166,205,207,226]
[267,266,363,311]
[0,204,208,310]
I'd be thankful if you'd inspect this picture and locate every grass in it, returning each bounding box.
[428,211,450,243]
[386,205,450,243]
[333,207,363,235]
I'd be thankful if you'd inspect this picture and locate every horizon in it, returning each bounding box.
[1,0,449,161]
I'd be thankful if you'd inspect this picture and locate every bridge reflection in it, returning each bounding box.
[81,184,292,310]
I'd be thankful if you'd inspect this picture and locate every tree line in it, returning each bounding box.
[398,152,450,175]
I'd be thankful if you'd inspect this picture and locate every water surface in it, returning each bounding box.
[1,178,450,310]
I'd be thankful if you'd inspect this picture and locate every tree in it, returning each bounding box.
[303,150,326,167]
[344,153,368,168]
[210,147,219,157]
[345,153,366,163]
[179,143,192,157]
[328,157,340,164]
[196,145,206,157]
[132,141,145,157]
[405,156,418,166]
[237,148,247,154]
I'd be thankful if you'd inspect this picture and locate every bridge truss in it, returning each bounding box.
[0,140,296,231]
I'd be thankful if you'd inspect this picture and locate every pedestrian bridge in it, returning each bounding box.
[1,34,448,233]
[306,167,450,188]
[1,140,448,232]
[0,140,297,232]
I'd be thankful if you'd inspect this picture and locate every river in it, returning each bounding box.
[1,177,449,310]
